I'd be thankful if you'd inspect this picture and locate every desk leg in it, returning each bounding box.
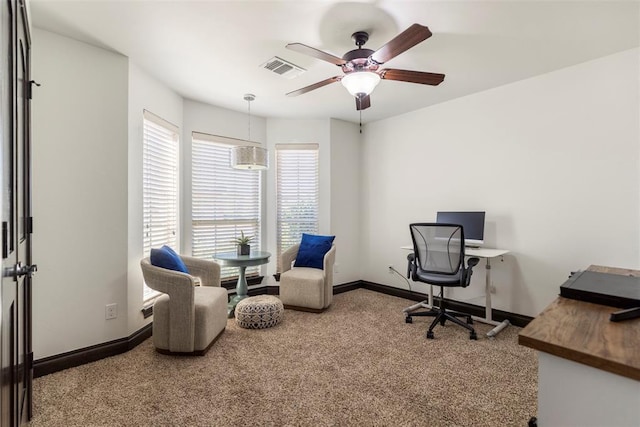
[227,265,249,318]
[472,257,510,337]
[485,258,492,321]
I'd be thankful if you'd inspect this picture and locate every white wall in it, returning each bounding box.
[329,119,361,283]
[361,48,640,317]
[32,29,129,358]
[127,63,183,335]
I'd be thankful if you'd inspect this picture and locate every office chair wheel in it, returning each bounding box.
[439,318,446,326]
[426,331,435,339]
[466,316,473,325]
[470,332,478,340]
[405,316,413,324]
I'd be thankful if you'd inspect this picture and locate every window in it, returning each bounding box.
[143,110,179,300]
[192,132,262,280]
[276,143,319,270]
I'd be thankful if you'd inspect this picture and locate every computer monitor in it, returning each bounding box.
[436,211,486,247]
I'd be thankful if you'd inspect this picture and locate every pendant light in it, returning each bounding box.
[231,94,269,170]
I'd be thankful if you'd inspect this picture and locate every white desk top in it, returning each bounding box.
[400,246,509,259]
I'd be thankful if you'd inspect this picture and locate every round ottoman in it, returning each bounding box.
[234,295,284,329]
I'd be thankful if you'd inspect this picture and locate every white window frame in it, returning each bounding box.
[276,143,319,270]
[142,110,180,301]
[191,132,263,281]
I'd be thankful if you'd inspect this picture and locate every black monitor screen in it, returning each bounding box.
[436,211,486,245]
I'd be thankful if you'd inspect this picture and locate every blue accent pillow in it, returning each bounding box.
[150,245,189,273]
[294,233,335,270]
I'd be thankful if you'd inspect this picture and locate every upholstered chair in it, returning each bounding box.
[279,243,336,312]
[140,255,227,355]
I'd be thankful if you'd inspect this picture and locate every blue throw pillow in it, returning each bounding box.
[150,245,189,273]
[294,233,335,270]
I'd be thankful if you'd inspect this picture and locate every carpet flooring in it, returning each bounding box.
[30,289,537,426]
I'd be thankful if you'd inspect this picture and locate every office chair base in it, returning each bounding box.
[425,328,478,340]
[406,311,478,339]
[427,330,477,340]
[426,310,477,340]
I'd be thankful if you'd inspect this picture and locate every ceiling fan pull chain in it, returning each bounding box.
[359,110,362,134]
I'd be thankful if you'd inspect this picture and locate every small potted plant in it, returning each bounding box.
[233,231,253,256]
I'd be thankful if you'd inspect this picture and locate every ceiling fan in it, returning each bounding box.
[285,23,445,111]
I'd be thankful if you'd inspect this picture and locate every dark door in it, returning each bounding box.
[1,0,33,424]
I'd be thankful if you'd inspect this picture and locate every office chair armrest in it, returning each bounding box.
[467,257,480,269]
[406,253,415,278]
[464,257,481,286]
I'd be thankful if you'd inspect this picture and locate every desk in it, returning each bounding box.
[213,251,271,318]
[401,246,510,337]
[519,265,640,426]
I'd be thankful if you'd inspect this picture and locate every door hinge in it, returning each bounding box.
[27,80,40,100]
[26,217,33,234]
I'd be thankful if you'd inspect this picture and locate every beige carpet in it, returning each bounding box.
[30,289,537,426]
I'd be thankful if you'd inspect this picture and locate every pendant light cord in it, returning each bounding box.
[244,93,255,142]
[247,97,251,142]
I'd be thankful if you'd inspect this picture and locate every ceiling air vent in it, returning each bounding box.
[260,56,305,79]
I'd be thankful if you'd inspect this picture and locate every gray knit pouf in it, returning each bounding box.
[234,295,284,329]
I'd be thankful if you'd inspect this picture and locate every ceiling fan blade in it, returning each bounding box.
[380,69,445,86]
[286,76,342,97]
[286,43,347,66]
[370,24,432,64]
[356,95,371,111]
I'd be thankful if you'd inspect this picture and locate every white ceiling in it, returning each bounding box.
[30,1,639,124]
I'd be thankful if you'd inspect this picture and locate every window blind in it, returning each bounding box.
[276,143,319,271]
[192,134,262,279]
[143,110,179,300]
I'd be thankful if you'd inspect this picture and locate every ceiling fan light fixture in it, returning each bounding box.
[341,71,381,97]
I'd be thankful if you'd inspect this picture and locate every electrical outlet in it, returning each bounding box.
[105,303,117,320]
[388,265,394,274]
[334,263,340,274]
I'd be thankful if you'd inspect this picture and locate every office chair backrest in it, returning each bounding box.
[410,223,465,275]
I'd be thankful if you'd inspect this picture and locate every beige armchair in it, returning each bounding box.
[140,255,227,355]
[279,244,336,312]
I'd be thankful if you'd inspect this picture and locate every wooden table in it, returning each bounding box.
[519,265,640,426]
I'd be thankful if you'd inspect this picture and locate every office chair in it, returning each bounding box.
[405,223,480,340]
